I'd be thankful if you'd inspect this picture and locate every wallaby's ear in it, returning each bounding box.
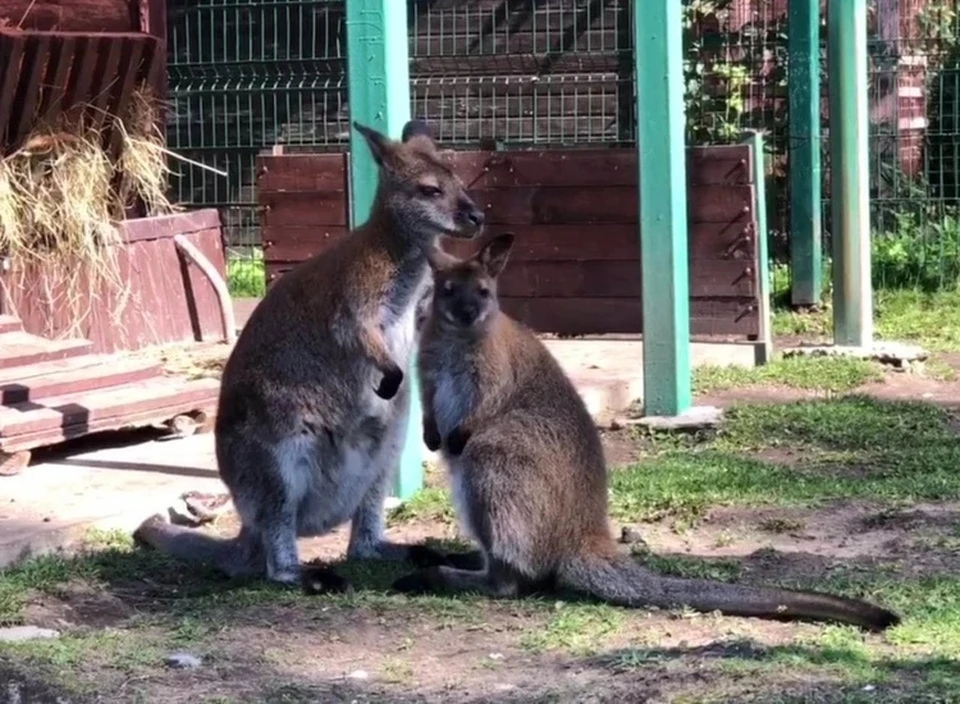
[426,242,460,272]
[353,121,394,168]
[401,119,434,143]
[477,232,515,278]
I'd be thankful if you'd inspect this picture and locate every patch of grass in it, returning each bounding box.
[694,355,884,395]
[388,486,455,525]
[613,396,960,523]
[772,288,960,352]
[227,249,266,298]
[520,603,625,655]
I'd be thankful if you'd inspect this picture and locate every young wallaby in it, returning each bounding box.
[134,119,485,591]
[393,233,901,632]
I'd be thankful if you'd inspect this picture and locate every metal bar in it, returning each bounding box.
[345,0,422,500]
[827,0,873,347]
[788,0,822,307]
[743,130,773,365]
[634,0,692,416]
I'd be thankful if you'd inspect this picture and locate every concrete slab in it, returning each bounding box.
[0,433,224,568]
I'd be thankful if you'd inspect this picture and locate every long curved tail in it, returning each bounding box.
[558,553,900,632]
[133,514,261,578]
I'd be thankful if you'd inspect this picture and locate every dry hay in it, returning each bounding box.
[0,86,177,339]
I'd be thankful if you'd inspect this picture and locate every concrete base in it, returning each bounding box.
[781,340,929,372]
[631,405,725,432]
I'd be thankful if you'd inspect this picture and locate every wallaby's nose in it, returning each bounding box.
[468,210,485,227]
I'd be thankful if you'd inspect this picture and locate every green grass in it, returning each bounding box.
[694,355,885,395]
[772,288,960,352]
[227,249,266,298]
[612,395,960,523]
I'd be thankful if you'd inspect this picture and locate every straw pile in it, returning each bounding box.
[0,85,177,338]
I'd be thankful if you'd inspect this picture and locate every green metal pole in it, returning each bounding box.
[827,0,873,347]
[634,0,692,416]
[788,0,823,306]
[346,0,422,499]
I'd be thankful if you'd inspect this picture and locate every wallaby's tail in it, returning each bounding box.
[133,514,262,578]
[558,553,900,632]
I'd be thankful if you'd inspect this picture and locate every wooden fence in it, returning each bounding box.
[258,145,764,338]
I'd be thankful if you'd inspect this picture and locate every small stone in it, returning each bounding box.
[488,652,504,660]
[635,406,724,432]
[619,526,646,545]
[347,670,369,680]
[862,684,876,692]
[165,652,202,669]
[0,626,60,642]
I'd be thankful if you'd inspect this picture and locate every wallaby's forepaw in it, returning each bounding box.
[446,427,470,456]
[375,365,404,400]
[301,562,354,596]
[391,568,439,595]
[407,544,452,568]
[423,419,442,452]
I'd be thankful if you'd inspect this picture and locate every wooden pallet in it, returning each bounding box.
[0,316,219,454]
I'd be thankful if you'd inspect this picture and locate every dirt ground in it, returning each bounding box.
[4,347,960,703]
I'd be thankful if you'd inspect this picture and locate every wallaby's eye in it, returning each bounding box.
[442,279,455,296]
[419,185,443,198]
[477,286,491,298]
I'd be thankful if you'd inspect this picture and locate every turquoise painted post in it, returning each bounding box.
[634,0,692,416]
[346,0,422,499]
[788,0,823,307]
[827,0,873,346]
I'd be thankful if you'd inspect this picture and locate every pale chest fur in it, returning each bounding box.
[430,364,476,440]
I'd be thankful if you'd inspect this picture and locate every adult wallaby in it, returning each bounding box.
[392,233,901,632]
[134,120,485,591]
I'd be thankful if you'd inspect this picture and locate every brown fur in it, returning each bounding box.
[392,233,901,632]
[134,121,485,590]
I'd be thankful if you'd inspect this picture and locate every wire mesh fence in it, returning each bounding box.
[166,0,960,296]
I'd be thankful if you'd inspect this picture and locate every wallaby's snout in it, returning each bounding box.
[451,194,486,239]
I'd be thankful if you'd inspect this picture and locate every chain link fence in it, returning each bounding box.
[166,0,960,297]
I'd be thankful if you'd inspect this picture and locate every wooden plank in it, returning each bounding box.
[107,37,147,158]
[443,146,753,189]
[0,334,92,370]
[88,36,125,133]
[0,379,221,452]
[498,297,760,337]
[62,35,98,122]
[261,191,348,227]
[0,316,23,334]
[0,34,26,144]
[465,184,753,225]
[496,260,755,299]
[257,153,348,193]
[12,35,49,146]
[261,226,348,259]
[0,376,218,438]
[264,222,757,266]
[0,356,161,405]
[118,209,222,244]
[37,35,76,121]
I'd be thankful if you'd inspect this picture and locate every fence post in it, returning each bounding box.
[827,0,873,347]
[634,0,692,416]
[346,0,423,500]
[788,0,823,307]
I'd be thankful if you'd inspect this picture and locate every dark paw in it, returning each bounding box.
[444,550,486,571]
[407,544,452,569]
[375,365,404,400]
[423,425,442,452]
[391,569,435,595]
[446,428,470,456]
[301,564,354,596]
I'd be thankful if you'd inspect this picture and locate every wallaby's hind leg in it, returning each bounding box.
[228,435,308,585]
